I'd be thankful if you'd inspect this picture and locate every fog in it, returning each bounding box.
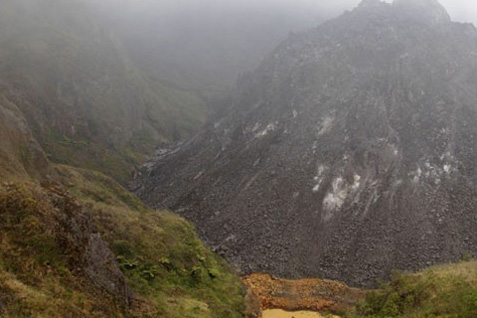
[88,0,477,101]
[97,0,477,25]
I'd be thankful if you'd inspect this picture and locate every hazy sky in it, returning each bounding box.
[120,0,477,26]
[231,0,477,25]
[325,0,477,24]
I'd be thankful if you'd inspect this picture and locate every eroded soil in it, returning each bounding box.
[243,273,365,315]
[263,309,340,318]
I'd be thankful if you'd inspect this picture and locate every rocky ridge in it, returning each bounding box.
[134,0,477,287]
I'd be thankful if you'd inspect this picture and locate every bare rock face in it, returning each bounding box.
[393,0,451,24]
[133,0,477,287]
[44,182,132,305]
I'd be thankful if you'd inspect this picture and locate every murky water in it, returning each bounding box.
[262,309,340,318]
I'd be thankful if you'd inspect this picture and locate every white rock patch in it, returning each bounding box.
[255,122,277,138]
[317,116,335,136]
[312,165,327,193]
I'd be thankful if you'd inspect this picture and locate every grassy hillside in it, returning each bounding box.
[0,93,50,181]
[0,0,209,182]
[55,165,247,318]
[0,85,246,317]
[0,182,132,318]
[349,260,477,318]
[0,169,247,318]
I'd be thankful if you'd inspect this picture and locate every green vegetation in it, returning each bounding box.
[0,94,50,182]
[0,1,245,315]
[53,164,146,212]
[93,203,245,318]
[0,183,128,318]
[0,164,246,317]
[56,165,246,318]
[348,260,477,318]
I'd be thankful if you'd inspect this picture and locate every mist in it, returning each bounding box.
[85,0,477,103]
[94,0,477,25]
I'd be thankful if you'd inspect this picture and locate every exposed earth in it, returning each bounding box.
[243,273,365,315]
[263,309,340,318]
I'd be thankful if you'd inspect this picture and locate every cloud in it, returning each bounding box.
[439,0,477,24]
[107,0,477,26]
[251,0,477,25]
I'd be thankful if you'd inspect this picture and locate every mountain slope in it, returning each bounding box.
[0,104,248,317]
[0,0,209,182]
[0,84,247,316]
[0,92,50,181]
[0,176,247,318]
[0,3,248,311]
[135,0,477,287]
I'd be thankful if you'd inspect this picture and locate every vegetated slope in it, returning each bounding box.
[350,260,477,318]
[0,55,247,318]
[0,92,50,181]
[134,0,477,287]
[0,177,247,318]
[54,166,248,318]
[0,0,209,182]
[0,182,133,318]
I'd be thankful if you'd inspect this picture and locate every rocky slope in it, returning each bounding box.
[135,0,477,287]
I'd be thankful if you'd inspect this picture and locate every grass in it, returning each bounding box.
[54,164,246,318]
[0,183,127,318]
[0,94,50,182]
[348,260,477,318]
[92,203,245,318]
[53,164,146,212]
[0,166,247,318]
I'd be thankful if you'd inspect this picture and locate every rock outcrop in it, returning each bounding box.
[134,0,477,287]
[43,182,132,305]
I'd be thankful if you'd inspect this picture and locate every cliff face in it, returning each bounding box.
[135,0,477,287]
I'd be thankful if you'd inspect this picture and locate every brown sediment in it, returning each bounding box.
[243,273,365,314]
[262,309,340,318]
